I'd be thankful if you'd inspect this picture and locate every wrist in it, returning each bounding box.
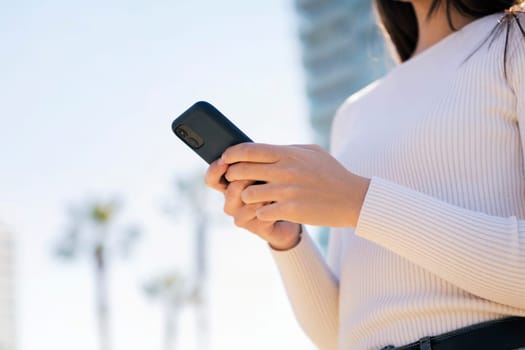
[346,174,371,227]
[269,223,302,251]
[355,176,371,224]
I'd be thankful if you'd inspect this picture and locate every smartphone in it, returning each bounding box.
[171,101,253,164]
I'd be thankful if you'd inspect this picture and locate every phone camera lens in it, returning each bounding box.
[176,127,188,138]
[187,137,199,148]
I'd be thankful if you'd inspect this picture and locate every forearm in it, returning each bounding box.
[355,176,525,309]
[271,231,340,350]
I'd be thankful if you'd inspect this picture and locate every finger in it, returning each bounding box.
[291,144,324,152]
[205,158,229,192]
[232,202,263,228]
[223,180,253,216]
[241,183,293,204]
[225,162,275,182]
[236,217,276,237]
[222,143,281,165]
[256,201,299,222]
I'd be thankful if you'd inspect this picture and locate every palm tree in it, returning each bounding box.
[54,198,140,350]
[160,173,214,350]
[143,271,199,350]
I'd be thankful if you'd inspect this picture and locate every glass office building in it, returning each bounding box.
[294,0,389,148]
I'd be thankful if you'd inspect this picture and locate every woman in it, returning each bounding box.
[206,1,525,349]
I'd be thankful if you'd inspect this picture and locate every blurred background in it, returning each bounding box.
[0,0,390,349]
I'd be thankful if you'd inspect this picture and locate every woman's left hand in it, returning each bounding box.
[222,143,371,227]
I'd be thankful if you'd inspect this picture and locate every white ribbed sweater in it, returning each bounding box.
[271,13,525,350]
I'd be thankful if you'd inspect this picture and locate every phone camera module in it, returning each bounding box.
[175,125,204,149]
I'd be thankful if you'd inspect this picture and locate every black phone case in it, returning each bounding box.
[171,101,253,164]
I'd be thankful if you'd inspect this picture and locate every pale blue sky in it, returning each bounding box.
[0,1,317,349]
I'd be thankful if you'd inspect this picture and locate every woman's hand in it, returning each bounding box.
[222,143,371,227]
[205,157,302,250]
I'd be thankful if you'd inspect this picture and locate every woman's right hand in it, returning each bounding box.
[205,158,301,251]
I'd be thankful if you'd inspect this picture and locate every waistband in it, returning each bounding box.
[380,317,525,350]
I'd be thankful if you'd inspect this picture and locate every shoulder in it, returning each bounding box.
[450,12,525,95]
[329,79,382,153]
[471,12,525,72]
[339,79,382,113]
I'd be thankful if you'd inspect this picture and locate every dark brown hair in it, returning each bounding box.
[374,0,525,64]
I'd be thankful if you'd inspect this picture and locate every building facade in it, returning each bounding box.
[0,224,15,350]
[294,0,389,148]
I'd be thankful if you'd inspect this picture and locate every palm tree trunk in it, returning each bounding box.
[164,301,177,350]
[95,244,111,350]
[195,219,208,350]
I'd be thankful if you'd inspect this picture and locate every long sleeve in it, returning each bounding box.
[270,231,339,350]
[354,176,525,309]
[266,86,368,349]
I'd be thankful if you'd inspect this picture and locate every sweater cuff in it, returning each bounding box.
[269,227,340,348]
[354,176,428,249]
[270,227,319,265]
